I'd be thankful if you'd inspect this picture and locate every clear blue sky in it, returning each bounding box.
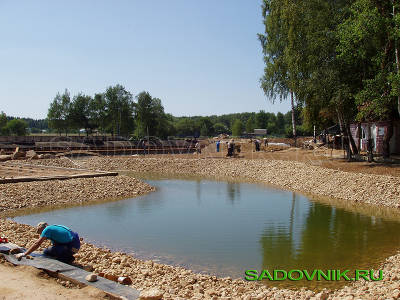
[0,0,290,119]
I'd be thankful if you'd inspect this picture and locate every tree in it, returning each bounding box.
[90,93,107,134]
[135,91,171,138]
[259,0,302,141]
[231,119,243,136]
[175,118,199,137]
[6,119,27,136]
[213,122,227,135]
[255,110,269,129]
[0,112,7,135]
[198,117,214,137]
[245,115,256,133]
[259,0,362,153]
[337,0,400,157]
[47,89,71,135]
[69,94,95,136]
[104,85,135,136]
[276,112,285,135]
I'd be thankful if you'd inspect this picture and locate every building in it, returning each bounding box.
[350,121,400,155]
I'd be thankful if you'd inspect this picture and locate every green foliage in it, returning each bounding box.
[6,119,27,136]
[104,85,135,136]
[255,110,270,128]
[260,0,358,131]
[259,0,399,138]
[0,112,7,135]
[69,94,95,135]
[175,118,199,137]
[266,121,277,135]
[245,115,256,133]
[135,91,172,138]
[47,89,71,135]
[337,0,399,121]
[276,112,285,134]
[198,117,214,137]
[213,122,228,135]
[90,93,107,133]
[231,119,243,137]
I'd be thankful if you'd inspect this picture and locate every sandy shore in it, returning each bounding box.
[0,257,106,299]
[1,156,400,299]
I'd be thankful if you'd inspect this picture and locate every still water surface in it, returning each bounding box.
[13,176,400,288]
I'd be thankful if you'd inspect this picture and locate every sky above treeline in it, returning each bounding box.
[0,0,291,119]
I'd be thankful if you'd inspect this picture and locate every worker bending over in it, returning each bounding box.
[16,222,80,264]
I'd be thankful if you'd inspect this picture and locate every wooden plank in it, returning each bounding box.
[0,172,119,184]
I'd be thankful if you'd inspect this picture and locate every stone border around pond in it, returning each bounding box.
[2,156,400,299]
[76,157,400,209]
[0,175,154,215]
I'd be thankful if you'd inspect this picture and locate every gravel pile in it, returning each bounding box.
[0,175,154,214]
[6,157,84,169]
[79,157,400,208]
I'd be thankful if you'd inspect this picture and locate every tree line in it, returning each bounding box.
[0,113,28,136]
[1,85,308,138]
[43,84,309,138]
[259,0,400,157]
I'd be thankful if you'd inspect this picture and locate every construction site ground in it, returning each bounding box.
[0,261,106,300]
[144,138,400,178]
[0,162,117,183]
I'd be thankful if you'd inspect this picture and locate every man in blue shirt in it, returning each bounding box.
[16,222,80,264]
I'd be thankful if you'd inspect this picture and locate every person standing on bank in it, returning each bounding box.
[227,139,235,157]
[254,139,260,151]
[16,222,80,264]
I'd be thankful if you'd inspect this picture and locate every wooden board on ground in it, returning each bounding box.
[0,244,139,300]
[0,163,118,184]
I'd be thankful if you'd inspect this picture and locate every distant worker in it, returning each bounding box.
[216,140,220,153]
[227,139,235,157]
[263,138,268,147]
[195,142,201,154]
[16,222,80,264]
[254,139,261,152]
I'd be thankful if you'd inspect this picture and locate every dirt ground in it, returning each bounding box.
[0,262,106,300]
[240,147,400,177]
[143,144,400,178]
[0,161,87,179]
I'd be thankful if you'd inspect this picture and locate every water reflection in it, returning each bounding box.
[260,199,400,288]
[227,182,240,205]
[196,179,201,204]
[12,177,400,290]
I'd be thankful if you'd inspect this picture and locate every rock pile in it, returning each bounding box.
[25,150,38,160]
[6,157,85,169]
[0,175,154,214]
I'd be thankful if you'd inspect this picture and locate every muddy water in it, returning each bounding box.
[12,175,400,289]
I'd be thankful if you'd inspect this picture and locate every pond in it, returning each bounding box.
[12,175,400,289]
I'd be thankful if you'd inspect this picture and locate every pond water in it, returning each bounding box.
[12,176,400,289]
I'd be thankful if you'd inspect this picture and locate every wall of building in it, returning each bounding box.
[350,121,400,155]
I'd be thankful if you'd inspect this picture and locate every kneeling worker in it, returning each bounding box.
[16,222,80,264]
